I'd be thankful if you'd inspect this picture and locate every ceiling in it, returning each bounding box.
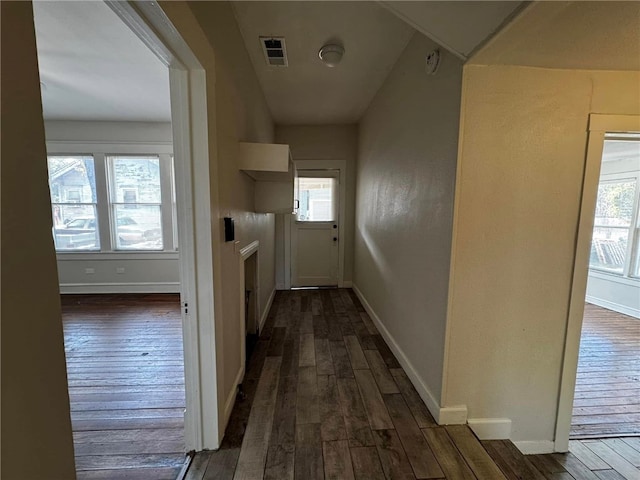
[33,1,171,122]
[470,1,640,71]
[31,1,533,126]
[36,1,633,128]
[231,1,416,125]
[380,1,525,60]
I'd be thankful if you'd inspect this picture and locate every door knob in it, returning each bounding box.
[333,237,338,242]
[333,224,337,229]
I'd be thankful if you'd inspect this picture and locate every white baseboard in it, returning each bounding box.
[352,283,464,425]
[222,367,244,430]
[585,295,640,319]
[439,406,468,425]
[59,282,180,294]
[259,288,276,333]
[468,418,512,439]
[514,440,555,455]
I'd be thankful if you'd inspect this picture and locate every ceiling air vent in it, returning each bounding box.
[260,37,288,67]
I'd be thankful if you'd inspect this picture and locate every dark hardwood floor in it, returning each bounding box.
[185,289,640,480]
[572,303,640,439]
[62,293,186,480]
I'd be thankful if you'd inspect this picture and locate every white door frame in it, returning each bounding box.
[554,114,640,452]
[285,159,347,289]
[106,1,220,451]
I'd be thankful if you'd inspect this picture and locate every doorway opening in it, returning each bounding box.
[291,167,342,287]
[33,2,186,476]
[556,115,640,453]
[571,134,640,440]
[243,246,260,364]
[33,0,216,474]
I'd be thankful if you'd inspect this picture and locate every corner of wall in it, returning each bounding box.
[259,286,276,333]
[467,418,512,440]
[352,283,466,426]
[513,441,555,455]
[438,406,468,425]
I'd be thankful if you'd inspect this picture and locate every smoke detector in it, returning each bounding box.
[318,44,345,67]
[425,49,441,75]
[260,37,288,67]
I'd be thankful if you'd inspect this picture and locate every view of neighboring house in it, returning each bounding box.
[48,155,164,251]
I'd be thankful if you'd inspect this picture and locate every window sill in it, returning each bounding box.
[588,269,640,287]
[56,251,179,261]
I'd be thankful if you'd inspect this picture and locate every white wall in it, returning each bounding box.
[586,156,640,318]
[55,253,179,294]
[45,120,173,143]
[586,273,640,318]
[45,121,180,293]
[444,65,640,449]
[1,2,77,477]
[354,32,463,413]
[275,125,358,287]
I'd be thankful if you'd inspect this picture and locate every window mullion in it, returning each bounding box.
[159,154,174,251]
[623,173,640,276]
[94,153,111,251]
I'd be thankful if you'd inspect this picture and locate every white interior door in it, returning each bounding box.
[291,171,339,287]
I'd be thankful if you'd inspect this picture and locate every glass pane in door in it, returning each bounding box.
[296,177,336,222]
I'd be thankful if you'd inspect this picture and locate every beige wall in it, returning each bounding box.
[444,65,640,444]
[471,2,640,71]
[275,125,358,286]
[1,2,77,478]
[354,32,463,404]
[161,1,276,440]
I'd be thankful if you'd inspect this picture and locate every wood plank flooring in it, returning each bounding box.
[572,303,640,439]
[185,289,640,480]
[485,438,640,480]
[62,294,186,480]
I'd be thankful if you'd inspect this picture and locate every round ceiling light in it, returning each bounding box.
[318,44,345,67]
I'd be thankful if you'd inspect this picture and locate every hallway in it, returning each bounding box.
[185,289,640,480]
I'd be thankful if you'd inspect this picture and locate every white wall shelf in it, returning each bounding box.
[238,142,297,214]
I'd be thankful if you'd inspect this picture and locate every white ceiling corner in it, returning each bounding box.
[379,1,525,60]
[232,1,416,125]
[468,1,640,71]
[33,1,171,122]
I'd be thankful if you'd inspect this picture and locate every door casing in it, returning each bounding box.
[107,1,222,451]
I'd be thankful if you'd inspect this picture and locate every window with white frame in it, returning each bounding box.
[108,155,163,250]
[46,151,177,253]
[170,156,179,249]
[589,137,640,278]
[48,155,100,251]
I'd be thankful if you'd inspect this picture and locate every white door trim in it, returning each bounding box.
[284,214,292,289]
[287,159,347,288]
[107,1,220,451]
[554,114,640,452]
